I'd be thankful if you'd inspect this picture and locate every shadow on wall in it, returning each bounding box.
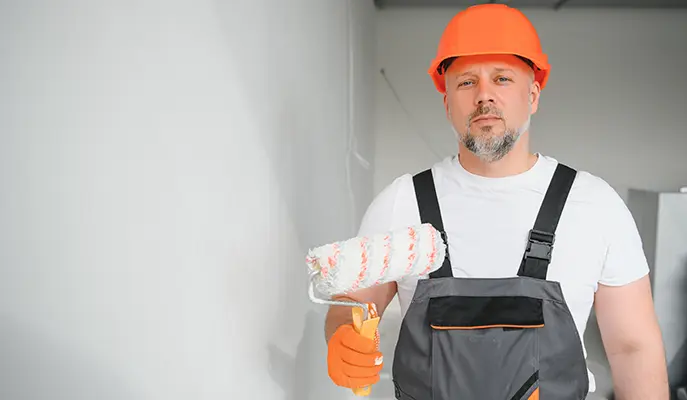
[268,310,356,400]
[0,316,143,400]
[212,0,357,251]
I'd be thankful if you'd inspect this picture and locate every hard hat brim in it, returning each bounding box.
[428,51,550,94]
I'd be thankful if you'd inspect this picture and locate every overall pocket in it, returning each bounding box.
[428,295,543,400]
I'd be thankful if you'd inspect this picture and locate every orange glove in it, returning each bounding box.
[327,324,384,389]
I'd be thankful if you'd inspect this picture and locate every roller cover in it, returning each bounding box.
[307,223,447,297]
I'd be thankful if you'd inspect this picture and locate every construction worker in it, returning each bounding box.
[324,4,669,399]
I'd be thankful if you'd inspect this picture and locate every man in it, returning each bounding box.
[324,4,668,400]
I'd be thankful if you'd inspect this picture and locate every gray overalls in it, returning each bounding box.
[392,163,590,400]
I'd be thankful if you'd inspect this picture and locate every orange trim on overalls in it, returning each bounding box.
[529,387,540,400]
[431,324,545,330]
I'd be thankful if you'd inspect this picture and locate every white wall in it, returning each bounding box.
[0,1,376,399]
[373,7,687,399]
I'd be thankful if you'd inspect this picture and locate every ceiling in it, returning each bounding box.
[374,0,687,9]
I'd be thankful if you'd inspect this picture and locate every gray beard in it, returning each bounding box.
[450,114,531,163]
[460,125,521,163]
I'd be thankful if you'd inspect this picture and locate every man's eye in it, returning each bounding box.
[497,76,512,82]
[458,80,474,87]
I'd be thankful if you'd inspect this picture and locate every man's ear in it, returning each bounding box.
[529,81,541,114]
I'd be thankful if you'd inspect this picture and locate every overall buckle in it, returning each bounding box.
[439,230,450,259]
[525,229,555,261]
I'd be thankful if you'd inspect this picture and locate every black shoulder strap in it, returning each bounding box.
[517,163,577,279]
[413,169,453,279]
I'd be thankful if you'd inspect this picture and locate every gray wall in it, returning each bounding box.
[0,1,376,399]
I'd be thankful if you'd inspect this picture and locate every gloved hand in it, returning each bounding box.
[327,324,384,389]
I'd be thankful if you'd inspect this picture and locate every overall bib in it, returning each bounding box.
[392,163,590,400]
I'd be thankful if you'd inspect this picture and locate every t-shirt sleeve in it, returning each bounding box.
[357,174,413,237]
[598,185,650,286]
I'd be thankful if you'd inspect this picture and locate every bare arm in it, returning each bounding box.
[324,281,398,343]
[594,275,669,399]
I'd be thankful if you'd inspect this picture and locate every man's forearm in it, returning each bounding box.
[324,304,354,343]
[323,284,396,343]
[607,346,669,400]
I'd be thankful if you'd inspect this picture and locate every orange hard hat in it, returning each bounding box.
[428,4,550,94]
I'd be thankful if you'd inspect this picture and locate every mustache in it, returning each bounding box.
[468,105,504,122]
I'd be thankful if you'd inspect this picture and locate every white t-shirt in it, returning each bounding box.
[357,154,649,393]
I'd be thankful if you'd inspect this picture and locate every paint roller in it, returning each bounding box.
[306,223,447,396]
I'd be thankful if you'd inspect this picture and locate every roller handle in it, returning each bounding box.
[350,305,381,397]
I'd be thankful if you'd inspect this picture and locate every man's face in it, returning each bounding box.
[444,54,540,163]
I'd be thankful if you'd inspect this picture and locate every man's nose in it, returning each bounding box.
[475,81,496,106]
